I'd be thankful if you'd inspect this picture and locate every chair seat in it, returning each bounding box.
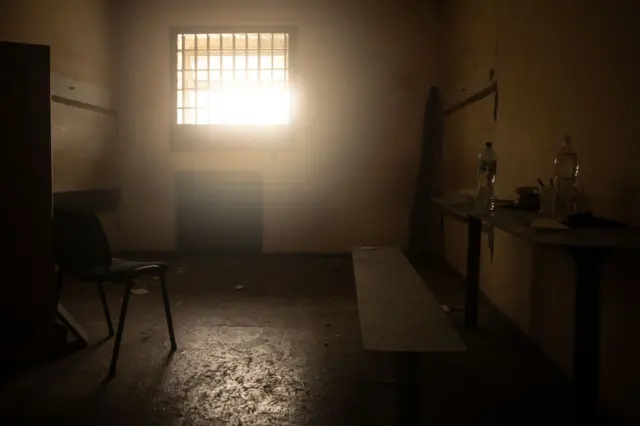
[69,258,168,283]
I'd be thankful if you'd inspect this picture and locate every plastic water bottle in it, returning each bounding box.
[552,135,579,221]
[476,142,497,211]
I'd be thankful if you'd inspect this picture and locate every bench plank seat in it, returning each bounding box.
[352,246,466,353]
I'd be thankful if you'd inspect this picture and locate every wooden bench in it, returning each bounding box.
[352,246,466,424]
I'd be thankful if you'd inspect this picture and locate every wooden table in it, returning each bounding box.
[431,197,640,421]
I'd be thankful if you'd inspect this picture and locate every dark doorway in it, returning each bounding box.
[175,171,263,253]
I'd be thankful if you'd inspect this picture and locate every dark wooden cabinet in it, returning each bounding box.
[0,41,56,358]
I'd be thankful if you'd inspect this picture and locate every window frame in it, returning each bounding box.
[169,26,299,150]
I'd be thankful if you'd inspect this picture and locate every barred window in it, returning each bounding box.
[174,31,293,125]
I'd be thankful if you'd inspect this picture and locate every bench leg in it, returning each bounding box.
[396,352,421,425]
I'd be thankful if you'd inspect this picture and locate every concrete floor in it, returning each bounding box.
[0,254,607,425]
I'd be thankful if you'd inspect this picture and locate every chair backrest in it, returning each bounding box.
[52,210,112,270]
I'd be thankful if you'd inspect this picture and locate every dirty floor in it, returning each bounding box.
[0,254,603,425]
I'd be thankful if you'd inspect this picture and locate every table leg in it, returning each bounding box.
[465,216,482,329]
[396,352,421,425]
[570,247,610,422]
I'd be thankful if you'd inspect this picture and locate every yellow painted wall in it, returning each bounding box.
[439,0,640,423]
[0,0,121,245]
[113,0,439,252]
[0,0,118,192]
[0,0,113,87]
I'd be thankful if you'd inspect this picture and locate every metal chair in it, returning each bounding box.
[52,210,177,377]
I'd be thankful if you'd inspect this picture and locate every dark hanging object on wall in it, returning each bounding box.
[408,86,443,259]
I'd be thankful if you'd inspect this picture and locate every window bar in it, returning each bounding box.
[176,35,180,124]
[232,34,236,83]
[271,34,275,90]
[207,34,210,125]
[178,35,182,125]
[245,33,248,78]
[219,34,223,91]
[194,34,199,124]
[183,35,190,124]
[258,33,261,83]
[285,33,289,90]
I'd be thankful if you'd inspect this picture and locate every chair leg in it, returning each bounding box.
[108,280,134,377]
[97,281,115,337]
[160,275,177,350]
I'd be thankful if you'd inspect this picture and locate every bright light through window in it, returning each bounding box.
[175,32,293,125]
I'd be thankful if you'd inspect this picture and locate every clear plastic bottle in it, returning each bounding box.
[476,142,497,211]
[552,135,579,221]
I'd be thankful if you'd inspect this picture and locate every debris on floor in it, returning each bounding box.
[131,288,150,295]
[234,285,245,291]
[175,267,186,274]
[441,304,451,312]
